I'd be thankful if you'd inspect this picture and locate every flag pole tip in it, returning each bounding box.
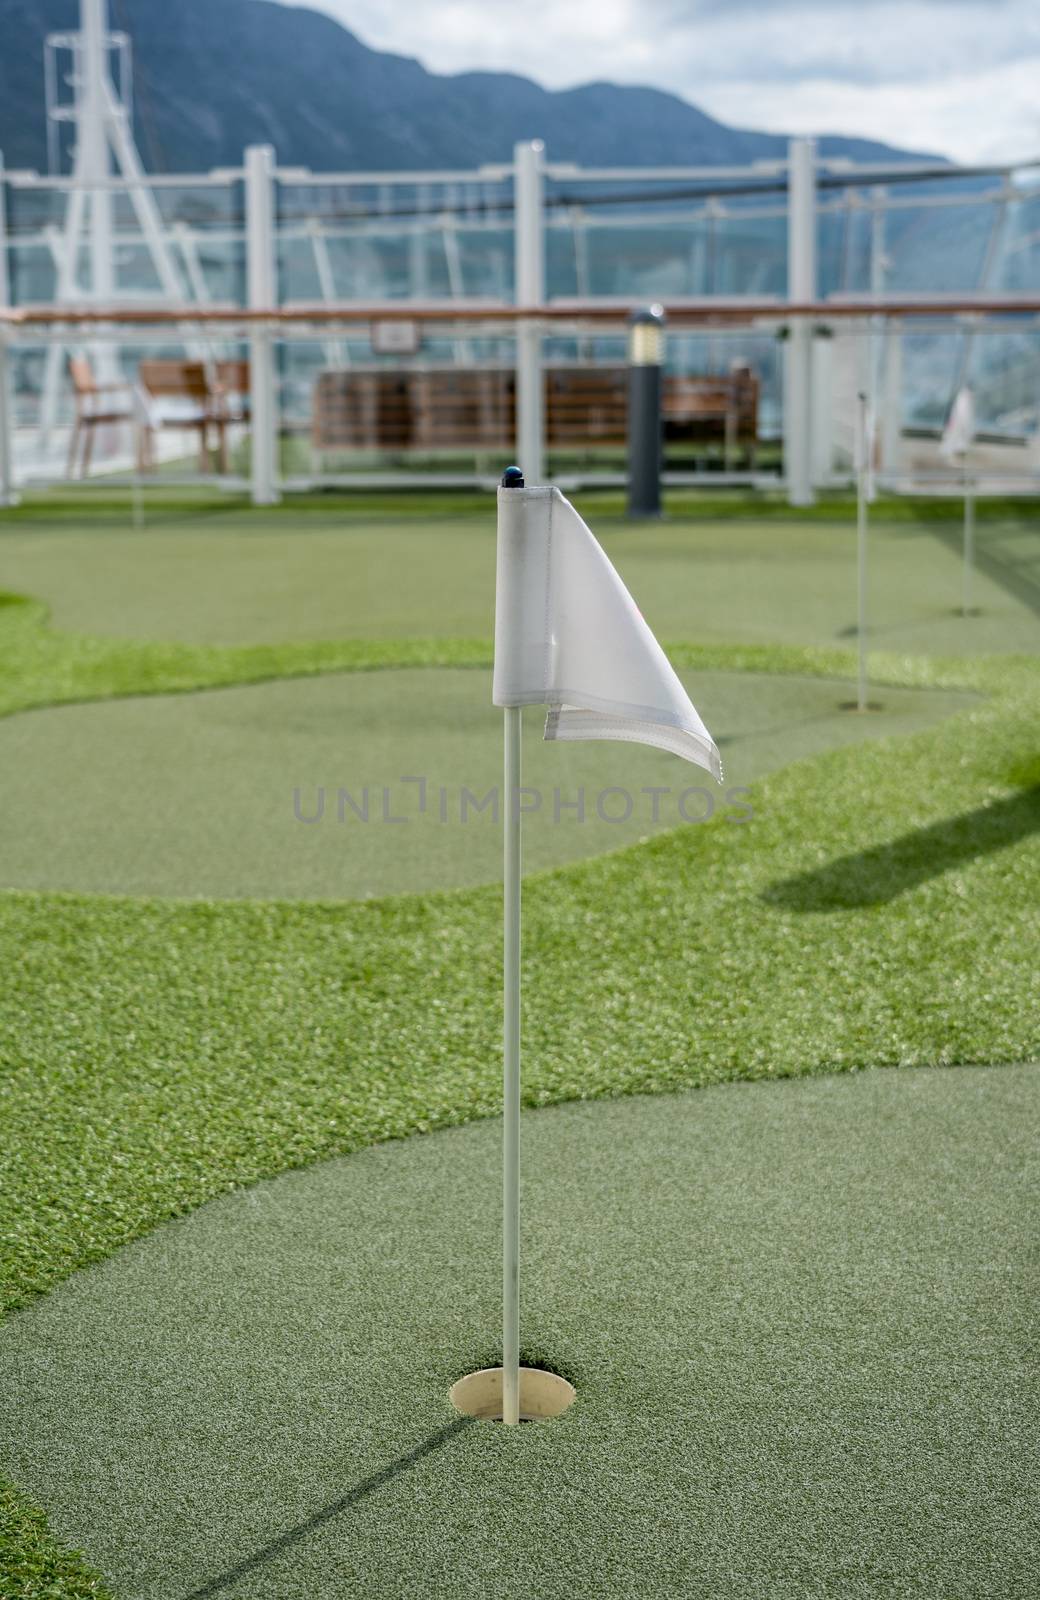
[501,465,525,488]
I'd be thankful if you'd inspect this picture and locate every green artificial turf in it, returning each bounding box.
[0,667,976,900]
[4,484,1039,526]
[0,587,488,723]
[1,648,1036,1325]
[2,505,1038,655]
[0,496,1037,1596]
[1,1065,1037,1599]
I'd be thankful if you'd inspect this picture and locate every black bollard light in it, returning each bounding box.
[627,304,665,518]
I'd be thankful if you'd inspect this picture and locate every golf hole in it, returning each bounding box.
[449,1367,576,1423]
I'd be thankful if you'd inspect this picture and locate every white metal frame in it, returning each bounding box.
[0,152,14,505]
[785,137,816,506]
[246,143,279,504]
[35,0,193,450]
[3,35,1040,507]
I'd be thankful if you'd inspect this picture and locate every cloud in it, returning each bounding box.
[277,0,1040,163]
[672,0,1016,12]
[701,60,1040,164]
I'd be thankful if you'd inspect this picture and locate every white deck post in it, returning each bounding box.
[0,153,15,505]
[785,137,816,507]
[880,318,902,479]
[514,141,545,483]
[80,0,120,398]
[246,144,279,503]
[81,0,114,309]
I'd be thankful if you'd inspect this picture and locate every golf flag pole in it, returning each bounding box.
[963,471,975,616]
[856,390,869,713]
[493,465,722,1426]
[502,710,522,1427]
[500,464,525,1427]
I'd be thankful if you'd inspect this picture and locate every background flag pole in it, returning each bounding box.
[501,464,525,1426]
[940,387,977,619]
[962,465,975,617]
[856,390,869,713]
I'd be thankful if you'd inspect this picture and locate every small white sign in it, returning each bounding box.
[371,319,421,356]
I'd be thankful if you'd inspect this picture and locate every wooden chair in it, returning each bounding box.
[138,360,227,473]
[66,356,143,479]
[213,359,251,430]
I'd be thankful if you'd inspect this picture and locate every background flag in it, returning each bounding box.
[493,484,722,781]
[940,386,976,461]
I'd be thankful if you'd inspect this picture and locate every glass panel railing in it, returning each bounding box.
[275,174,515,306]
[3,175,243,307]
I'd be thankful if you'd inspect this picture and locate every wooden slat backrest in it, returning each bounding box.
[312,370,413,449]
[663,372,759,437]
[547,368,627,444]
[412,369,514,449]
[215,359,250,393]
[139,360,211,401]
[68,356,97,396]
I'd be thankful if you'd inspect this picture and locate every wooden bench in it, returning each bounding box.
[312,371,415,461]
[546,368,627,445]
[411,369,514,451]
[311,366,759,461]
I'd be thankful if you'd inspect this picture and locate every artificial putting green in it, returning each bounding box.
[1,504,1038,657]
[0,667,975,899]
[0,1063,1036,1600]
[0,491,1038,1597]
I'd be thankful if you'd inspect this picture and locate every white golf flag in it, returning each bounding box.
[493,484,722,781]
[940,386,975,461]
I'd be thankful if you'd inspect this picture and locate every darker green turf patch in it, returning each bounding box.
[1,1067,1037,1599]
[0,667,975,900]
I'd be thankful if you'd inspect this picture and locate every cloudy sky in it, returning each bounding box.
[280,0,1040,164]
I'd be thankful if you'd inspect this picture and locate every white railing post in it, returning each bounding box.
[785,136,816,506]
[880,319,902,478]
[809,332,833,487]
[0,153,15,506]
[514,140,544,483]
[245,144,279,503]
[82,0,114,304]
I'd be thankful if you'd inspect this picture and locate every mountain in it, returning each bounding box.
[0,0,939,175]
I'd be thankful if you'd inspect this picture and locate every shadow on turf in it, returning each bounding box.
[180,1417,473,1599]
[762,784,1040,910]
[923,521,1040,618]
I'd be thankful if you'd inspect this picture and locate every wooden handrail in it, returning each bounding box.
[3,296,1040,329]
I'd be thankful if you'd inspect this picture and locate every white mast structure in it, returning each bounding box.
[39,0,189,446]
